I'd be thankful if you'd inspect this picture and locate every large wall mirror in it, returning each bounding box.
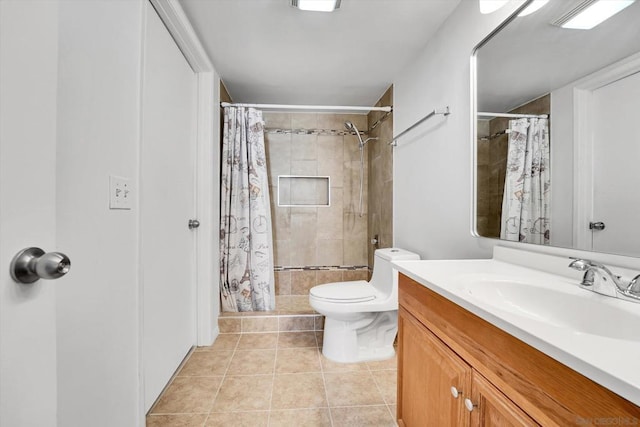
[473,0,640,257]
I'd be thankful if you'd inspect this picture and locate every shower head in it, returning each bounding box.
[344,121,356,132]
[344,121,366,148]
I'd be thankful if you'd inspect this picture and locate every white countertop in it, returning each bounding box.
[393,255,640,406]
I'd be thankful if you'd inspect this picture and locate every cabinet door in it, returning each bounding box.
[469,372,540,427]
[398,309,472,427]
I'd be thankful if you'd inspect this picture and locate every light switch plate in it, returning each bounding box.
[109,175,132,210]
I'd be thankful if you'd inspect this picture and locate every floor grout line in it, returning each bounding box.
[387,403,398,427]
[370,364,396,424]
[203,332,241,425]
[266,330,279,427]
[317,336,335,427]
[149,403,398,416]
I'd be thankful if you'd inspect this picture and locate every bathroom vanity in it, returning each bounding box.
[394,249,640,426]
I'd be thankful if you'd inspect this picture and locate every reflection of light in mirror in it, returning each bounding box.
[479,0,509,14]
[518,0,549,17]
[560,0,635,29]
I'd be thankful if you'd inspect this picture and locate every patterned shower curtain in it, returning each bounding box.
[500,118,550,244]
[220,107,275,312]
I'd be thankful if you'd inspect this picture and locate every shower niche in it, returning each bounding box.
[277,175,330,207]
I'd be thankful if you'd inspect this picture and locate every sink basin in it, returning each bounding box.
[392,251,640,406]
[455,276,640,341]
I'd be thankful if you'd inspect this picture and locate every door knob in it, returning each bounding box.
[589,221,605,231]
[188,219,200,229]
[10,247,71,284]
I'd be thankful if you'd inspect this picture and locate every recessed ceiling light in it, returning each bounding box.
[291,0,341,12]
[479,0,509,14]
[553,0,635,29]
[518,0,549,17]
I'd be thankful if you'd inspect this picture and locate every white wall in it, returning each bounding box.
[393,0,526,260]
[55,1,143,425]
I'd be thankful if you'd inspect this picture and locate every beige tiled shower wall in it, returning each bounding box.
[476,94,550,238]
[367,86,394,269]
[264,112,370,294]
[476,120,491,236]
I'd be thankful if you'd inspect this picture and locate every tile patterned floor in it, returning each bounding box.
[147,332,398,427]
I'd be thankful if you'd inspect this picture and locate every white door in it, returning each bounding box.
[590,71,640,255]
[0,2,60,425]
[141,2,198,411]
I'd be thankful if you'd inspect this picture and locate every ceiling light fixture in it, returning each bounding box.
[553,0,635,29]
[291,0,341,12]
[479,0,509,14]
[518,0,549,17]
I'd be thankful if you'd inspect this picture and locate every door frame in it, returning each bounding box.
[572,52,640,250]
[147,0,220,346]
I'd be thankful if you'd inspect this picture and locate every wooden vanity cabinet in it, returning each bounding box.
[397,273,640,427]
[470,371,538,427]
[398,309,471,426]
[398,307,537,427]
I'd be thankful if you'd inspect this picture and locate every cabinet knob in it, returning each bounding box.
[450,386,461,399]
[464,398,477,412]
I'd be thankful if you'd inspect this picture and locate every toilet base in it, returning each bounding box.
[321,310,398,363]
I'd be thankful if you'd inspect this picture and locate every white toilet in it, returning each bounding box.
[309,248,420,363]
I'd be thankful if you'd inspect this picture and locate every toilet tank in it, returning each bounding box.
[369,248,420,296]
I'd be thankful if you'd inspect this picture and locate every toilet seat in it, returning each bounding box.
[309,281,376,303]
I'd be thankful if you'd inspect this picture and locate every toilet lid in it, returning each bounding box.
[309,281,376,303]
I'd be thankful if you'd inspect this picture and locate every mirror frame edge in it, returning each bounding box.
[469,0,536,241]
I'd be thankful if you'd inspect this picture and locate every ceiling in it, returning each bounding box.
[477,0,640,113]
[179,0,461,107]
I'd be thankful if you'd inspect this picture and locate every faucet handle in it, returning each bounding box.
[627,274,640,295]
[568,258,594,271]
[569,259,592,286]
[569,259,640,302]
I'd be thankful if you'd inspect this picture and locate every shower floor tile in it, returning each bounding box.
[147,332,398,426]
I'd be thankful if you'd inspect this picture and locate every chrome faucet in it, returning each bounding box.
[568,258,640,302]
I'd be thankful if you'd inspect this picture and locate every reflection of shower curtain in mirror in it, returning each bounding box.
[500,118,550,244]
[220,106,275,312]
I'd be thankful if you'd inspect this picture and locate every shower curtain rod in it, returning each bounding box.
[479,129,511,141]
[478,112,548,119]
[220,102,392,113]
